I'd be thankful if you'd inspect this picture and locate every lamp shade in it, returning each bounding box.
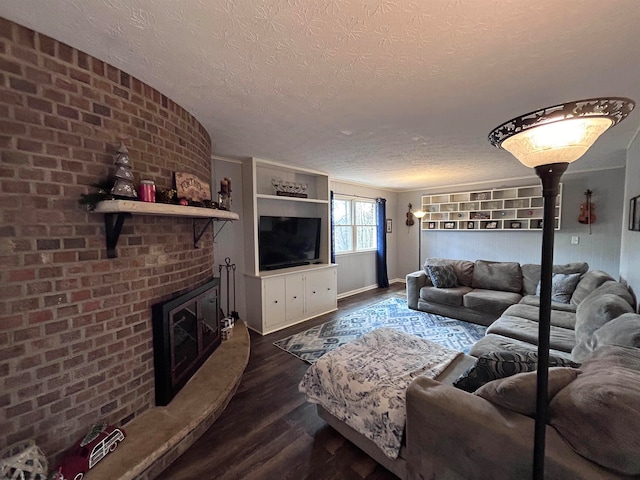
[488,98,634,167]
[413,211,427,219]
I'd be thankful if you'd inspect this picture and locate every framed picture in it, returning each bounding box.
[467,221,475,229]
[428,222,436,229]
[631,195,640,231]
[510,221,522,229]
[444,222,455,229]
[485,221,498,229]
[386,218,392,233]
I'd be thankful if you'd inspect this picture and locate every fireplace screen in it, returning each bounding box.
[153,278,221,405]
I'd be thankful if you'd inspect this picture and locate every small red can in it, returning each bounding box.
[139,180,156,202]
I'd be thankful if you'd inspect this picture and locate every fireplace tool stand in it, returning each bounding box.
[218,257,239,321]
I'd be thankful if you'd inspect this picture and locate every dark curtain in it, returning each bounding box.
[330,190,336,264]
[376,198,389,288]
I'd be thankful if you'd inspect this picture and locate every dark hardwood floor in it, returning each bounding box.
[157,284,406,480]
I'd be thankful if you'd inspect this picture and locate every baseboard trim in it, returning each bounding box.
[337,278,405,300]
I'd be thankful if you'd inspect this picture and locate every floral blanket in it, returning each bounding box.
[298,327,460,458]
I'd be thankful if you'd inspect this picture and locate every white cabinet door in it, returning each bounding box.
[285,274,305,322]
[263,277,286,328]
[305,268,336,316]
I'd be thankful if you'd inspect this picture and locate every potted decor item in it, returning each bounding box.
[0,439,48,480]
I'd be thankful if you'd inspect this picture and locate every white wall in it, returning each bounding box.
[211,157,246,320]
[620,132,640,308]
[396,167,626,279]
[330,180,399,296]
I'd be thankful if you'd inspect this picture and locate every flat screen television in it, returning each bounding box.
[258,216,322,271]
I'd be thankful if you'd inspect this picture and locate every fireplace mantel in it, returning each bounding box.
[93,200,239,258]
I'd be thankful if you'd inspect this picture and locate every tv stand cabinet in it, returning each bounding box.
[245,264,337,335]
[242,158,336,335]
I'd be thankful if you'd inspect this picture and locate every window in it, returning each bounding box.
[333,196,377,253]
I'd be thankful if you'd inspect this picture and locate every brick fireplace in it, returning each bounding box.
[0,17,217,465]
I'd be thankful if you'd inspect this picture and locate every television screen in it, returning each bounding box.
[259,216,321,270]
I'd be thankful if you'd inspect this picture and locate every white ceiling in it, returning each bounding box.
[2,0,640,190]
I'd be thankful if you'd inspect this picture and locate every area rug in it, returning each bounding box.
[273,297,486,363]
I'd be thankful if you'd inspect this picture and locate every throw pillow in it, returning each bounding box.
[475,367,580,416]
[426,264,458,288]
[453,350,580,392]
[549,346,640,475]
[535,272,581,304]
[521,262,588,296]
[425,258,475,286]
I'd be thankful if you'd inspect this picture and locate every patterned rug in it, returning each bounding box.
[273,297,486,363]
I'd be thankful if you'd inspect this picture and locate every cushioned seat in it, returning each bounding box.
[519,295,578,313]
[503,303,577,329]
[470,333,573,360]
[486,316,576,352]
[462,289,522,313]
[420,286,472,307]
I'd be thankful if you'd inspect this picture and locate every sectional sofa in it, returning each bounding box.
[303,259,640,479]
[406,258,637,361]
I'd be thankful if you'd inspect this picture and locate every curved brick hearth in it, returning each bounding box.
[88,321,250,480]
[0,17,225,467]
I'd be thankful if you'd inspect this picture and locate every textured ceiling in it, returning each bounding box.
[2,0,640,190]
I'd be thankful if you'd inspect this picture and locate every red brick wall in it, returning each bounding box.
[0,18,216,463]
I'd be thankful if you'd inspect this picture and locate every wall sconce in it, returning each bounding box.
[488,97,634,479]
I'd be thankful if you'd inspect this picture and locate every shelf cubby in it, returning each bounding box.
[421,184,562,231]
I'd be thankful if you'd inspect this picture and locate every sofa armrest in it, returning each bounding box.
[405,377,619,480]
[406,376,535,480]
[406,270,429,309]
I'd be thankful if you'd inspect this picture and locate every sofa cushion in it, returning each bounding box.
[521,262,589,296]
[572,313,640,362]
[426,264,458,288]
[462,289,522,314]
[570,270,615,305]
[574,293,634,344]
[519,295,578,313]
[425,258,474,287]
[586,280,635,308]
[475,367,580,416]
[535,273,581,304]
[470,333,574,360]
[502,303,576,329]
[486,316,576,353]
[549,346,640,475]
[471,260,522,293]
[420,286,472,307]
[453,350,580,392]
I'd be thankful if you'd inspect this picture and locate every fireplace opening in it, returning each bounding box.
[152,278,221,406]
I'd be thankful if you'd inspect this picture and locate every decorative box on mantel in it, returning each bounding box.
[92,200,239,258]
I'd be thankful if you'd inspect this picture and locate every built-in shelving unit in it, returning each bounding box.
[242,158,336,335]
[420,184,562,231]
[93,200,239,258]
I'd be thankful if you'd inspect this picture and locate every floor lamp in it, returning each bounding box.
[488,97,634,479]
[413,210,427,270]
